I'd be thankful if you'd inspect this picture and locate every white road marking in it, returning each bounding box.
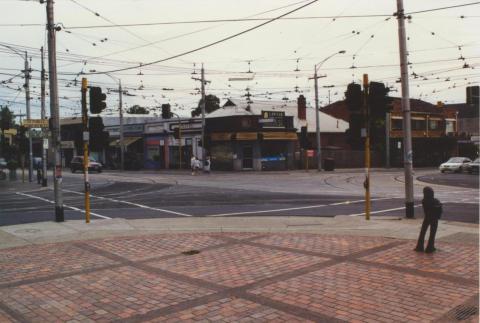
[346,204,422,217]
[61,189,192,217]
[16,192,112,220]
[207,197,393,217]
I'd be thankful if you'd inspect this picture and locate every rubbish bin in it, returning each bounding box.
[323,158,335,171]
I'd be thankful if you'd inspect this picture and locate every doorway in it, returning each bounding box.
[242,145,253,169]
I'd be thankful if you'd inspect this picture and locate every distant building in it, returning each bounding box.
[322,98,460,166]
[206,96,348,170]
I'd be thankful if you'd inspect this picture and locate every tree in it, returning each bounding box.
[0,106,15,158]
[191,94,220,117]
[127,105,149,114]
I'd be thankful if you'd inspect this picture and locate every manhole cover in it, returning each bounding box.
[454,305,478,321]
[181,250,200,256]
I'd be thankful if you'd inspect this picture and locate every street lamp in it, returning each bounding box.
[0,44,33,182]
[312,50,346,171]
[105,73,124,171]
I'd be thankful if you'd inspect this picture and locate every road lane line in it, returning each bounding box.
[16,192,112,220]
[345,204,422,217]
[61,189,192,217]
[206,197,394,217]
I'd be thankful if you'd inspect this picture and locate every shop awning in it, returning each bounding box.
[109,136,141,147]
[262,132,297,140]
[235,132,258,141]
[211,133,233,141]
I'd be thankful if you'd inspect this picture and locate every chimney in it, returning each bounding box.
[297,95,306,120]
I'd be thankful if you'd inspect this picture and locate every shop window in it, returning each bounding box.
[429,120,440,131]
[446,120,455,133]
[411,119,426,131]
[391,118,403,130]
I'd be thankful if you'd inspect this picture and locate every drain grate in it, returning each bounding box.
[454,305,478,321]
[181,250,200,256]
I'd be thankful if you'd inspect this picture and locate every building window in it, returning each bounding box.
[391,118,403,130]
[446,120,455,133]
[429,120,440,131]
[412,119,426,131]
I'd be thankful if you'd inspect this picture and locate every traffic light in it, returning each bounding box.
[346,114,364,150]
[88,116,104,136]
[345,83,363,111]
[173,127,180,139]
[368,82,392,118]
[89,87,107,114]
[161,104,172,119]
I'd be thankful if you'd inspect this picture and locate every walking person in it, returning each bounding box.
[415,186,442,253]
[190,156,197,175]
[204,156,211,174]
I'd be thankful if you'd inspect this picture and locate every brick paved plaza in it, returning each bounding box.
[0,232,478,322]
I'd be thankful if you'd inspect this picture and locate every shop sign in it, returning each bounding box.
[260,111,285,128]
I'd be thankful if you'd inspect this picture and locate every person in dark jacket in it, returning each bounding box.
[415,186,442,253]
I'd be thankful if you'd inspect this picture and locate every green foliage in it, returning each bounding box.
[127,105,149,114]
[191,94,220,117]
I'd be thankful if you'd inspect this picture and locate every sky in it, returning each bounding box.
[0,0,478,119]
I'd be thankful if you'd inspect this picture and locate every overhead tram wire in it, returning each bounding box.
[61,0,325,76]
[58,1,480,30]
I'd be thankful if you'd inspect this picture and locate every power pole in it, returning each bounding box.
[386,112,391,168]
[81,78,90,223]
[191,64,210,171]
[40,47,47,187]
[46,0,64,222]
[363,74,371,221]
[24,52,33,182]
[119,80,124,172]
[312,69,326,171]
[396,0,414,218]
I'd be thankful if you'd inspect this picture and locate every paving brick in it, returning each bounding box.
[147,298,311,322]
[254,233,395,256]
[84,233,227,261]
[360,241,479,280]
[251,262,478,322]
[0,244,118,286]
[148,244,327,287]
[0,266,214,322]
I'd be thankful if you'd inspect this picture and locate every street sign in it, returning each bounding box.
[307,150,315,157]
[43,139,49,149]
[23,119,48,128]
[60,141,75,149]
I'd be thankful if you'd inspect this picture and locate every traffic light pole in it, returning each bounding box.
[81,78,91,223]
[396,0,415,218]
[40,47,47,187]
[46,0,64,222]
[363,74,371,221]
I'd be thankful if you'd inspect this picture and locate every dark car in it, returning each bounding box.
[466,158,479,174]
[70,156,103,173]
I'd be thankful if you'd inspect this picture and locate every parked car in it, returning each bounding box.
[70,156,103,173]
[465,158,479,174]
[439,157,472,173]
[0,158,6,169]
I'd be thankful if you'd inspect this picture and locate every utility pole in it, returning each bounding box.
[81,78,90,223]
[192,64,210,171]
[40,47,47,187]
[386,112,391,168]
[363,74,371,221]
[396,0,414,218]
[119,80,124,171]
[24,52,33,182]
[46,0,64,222]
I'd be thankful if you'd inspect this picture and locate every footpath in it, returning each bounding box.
[0,213,478,322]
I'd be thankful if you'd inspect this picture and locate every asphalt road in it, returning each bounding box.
[0,169,478,226]
[417,171,479,189]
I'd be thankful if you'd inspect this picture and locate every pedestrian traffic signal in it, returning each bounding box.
[345,83,363,111]
[89,87,107,114]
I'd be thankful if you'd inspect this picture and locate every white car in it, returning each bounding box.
[439,157,472,173]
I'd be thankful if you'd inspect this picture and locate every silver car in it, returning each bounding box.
[439,157,472,173]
